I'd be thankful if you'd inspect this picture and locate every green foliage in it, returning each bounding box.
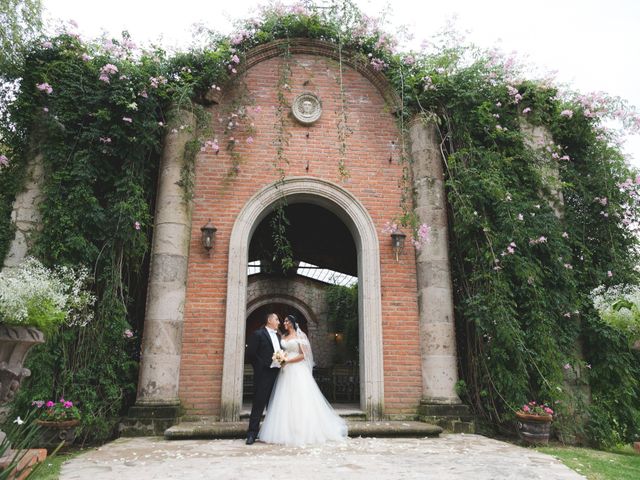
[0,409,43,479]
[0,0,42,79]
[538,445,640,480]
[592,285,640,345]
[32,398,81,422]
[326,283,358,359]
[394,35,640,443]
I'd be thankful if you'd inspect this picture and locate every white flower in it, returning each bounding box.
[0,257,95,327]
[13,416,24,425]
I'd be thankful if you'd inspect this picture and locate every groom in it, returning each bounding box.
[245,312,282,445]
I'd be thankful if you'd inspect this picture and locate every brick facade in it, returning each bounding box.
[180,44,422,417]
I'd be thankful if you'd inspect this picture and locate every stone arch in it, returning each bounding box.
[220,177,383,420]
[247,294,318,326]
[207,38,402,113]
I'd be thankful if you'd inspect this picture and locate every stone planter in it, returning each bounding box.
[0,326,45,405]
[34,419,80,451]
[0,325,45,461]
[515,412,553,445]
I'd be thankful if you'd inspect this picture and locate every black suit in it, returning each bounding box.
[246,326,281,435]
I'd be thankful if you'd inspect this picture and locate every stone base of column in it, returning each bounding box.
[119,404,182,437]
[418,401,475,434]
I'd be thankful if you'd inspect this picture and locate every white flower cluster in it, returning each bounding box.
[0,257,95,328]
[591,284,640,340]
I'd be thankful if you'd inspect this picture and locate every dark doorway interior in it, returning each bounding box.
[244,203,359,405]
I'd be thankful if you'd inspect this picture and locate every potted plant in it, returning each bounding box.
[0,257,94,456]
[515,401,554,445]
[31,398,81,450]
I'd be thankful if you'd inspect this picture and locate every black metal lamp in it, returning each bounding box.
[201,220,217,254]
[390,230,406,262]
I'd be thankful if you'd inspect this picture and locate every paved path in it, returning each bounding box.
[58,434,584,480]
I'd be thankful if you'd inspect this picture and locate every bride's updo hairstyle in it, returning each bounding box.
[285,314,298,331]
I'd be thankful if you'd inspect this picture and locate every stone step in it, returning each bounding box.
[164,419,442,440]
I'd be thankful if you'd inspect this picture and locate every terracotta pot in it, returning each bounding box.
[34,419,80,451]
[515,411,553,445]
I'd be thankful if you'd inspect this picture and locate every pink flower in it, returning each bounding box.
[36,83,53,94]
[123,329,134,338]
[63,401,73,408]
[246,136,254,144]
[46,401,55,408]
[81,53,91,62]
[522,405,530,412]
[122,117,132,123]
[370,58,386,71]
[560,109,574,118]
[544,407,554,415]
[43,107,49,112]
[0,154,9,167]
[231,54,240,64]
[563,363,571,370]
[417,223,430,241]
[99,137,111,143]
[522,107,531,114]
[134,221,141,230]
[42,41,53,49]
[607,270,613,277]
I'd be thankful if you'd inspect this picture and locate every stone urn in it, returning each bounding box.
[0,325,45,459]
[515,412,553,445]
[34,419,80,451]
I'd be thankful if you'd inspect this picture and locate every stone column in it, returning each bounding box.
[3,154,44,269]
[134,109,195,411]
[409,117,461,405]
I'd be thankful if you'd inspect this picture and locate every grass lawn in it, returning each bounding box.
[28,451,79,480]
[537,444,640,480]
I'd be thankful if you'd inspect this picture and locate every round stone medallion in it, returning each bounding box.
[292,92,322,125]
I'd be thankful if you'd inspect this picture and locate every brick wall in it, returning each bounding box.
[180,47,422,416]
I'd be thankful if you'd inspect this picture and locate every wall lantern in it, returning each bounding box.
[390,230,406,262]
[200,220,217,254]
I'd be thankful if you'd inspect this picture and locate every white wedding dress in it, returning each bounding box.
[258,338,348,446]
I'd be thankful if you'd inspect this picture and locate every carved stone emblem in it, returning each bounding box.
[292,92,322,125]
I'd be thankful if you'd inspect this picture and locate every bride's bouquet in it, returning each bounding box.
[272,350,288,367]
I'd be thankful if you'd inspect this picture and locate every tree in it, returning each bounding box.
[0,0,42,78]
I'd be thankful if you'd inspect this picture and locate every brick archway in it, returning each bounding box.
[220,176,383,420]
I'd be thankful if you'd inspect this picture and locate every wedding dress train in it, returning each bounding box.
[258,338,348,446]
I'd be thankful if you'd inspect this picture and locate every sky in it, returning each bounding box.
[42,0,640,166]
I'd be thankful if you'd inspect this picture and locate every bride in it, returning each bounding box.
[258,314,348,446]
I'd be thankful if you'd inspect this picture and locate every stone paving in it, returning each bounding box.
[57,434,585,480]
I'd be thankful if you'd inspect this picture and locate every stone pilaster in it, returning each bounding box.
[135,110,195,408]
[3,155,44,269]
[409,116,461,405]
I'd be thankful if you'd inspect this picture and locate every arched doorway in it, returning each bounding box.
[220,177,383,421]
